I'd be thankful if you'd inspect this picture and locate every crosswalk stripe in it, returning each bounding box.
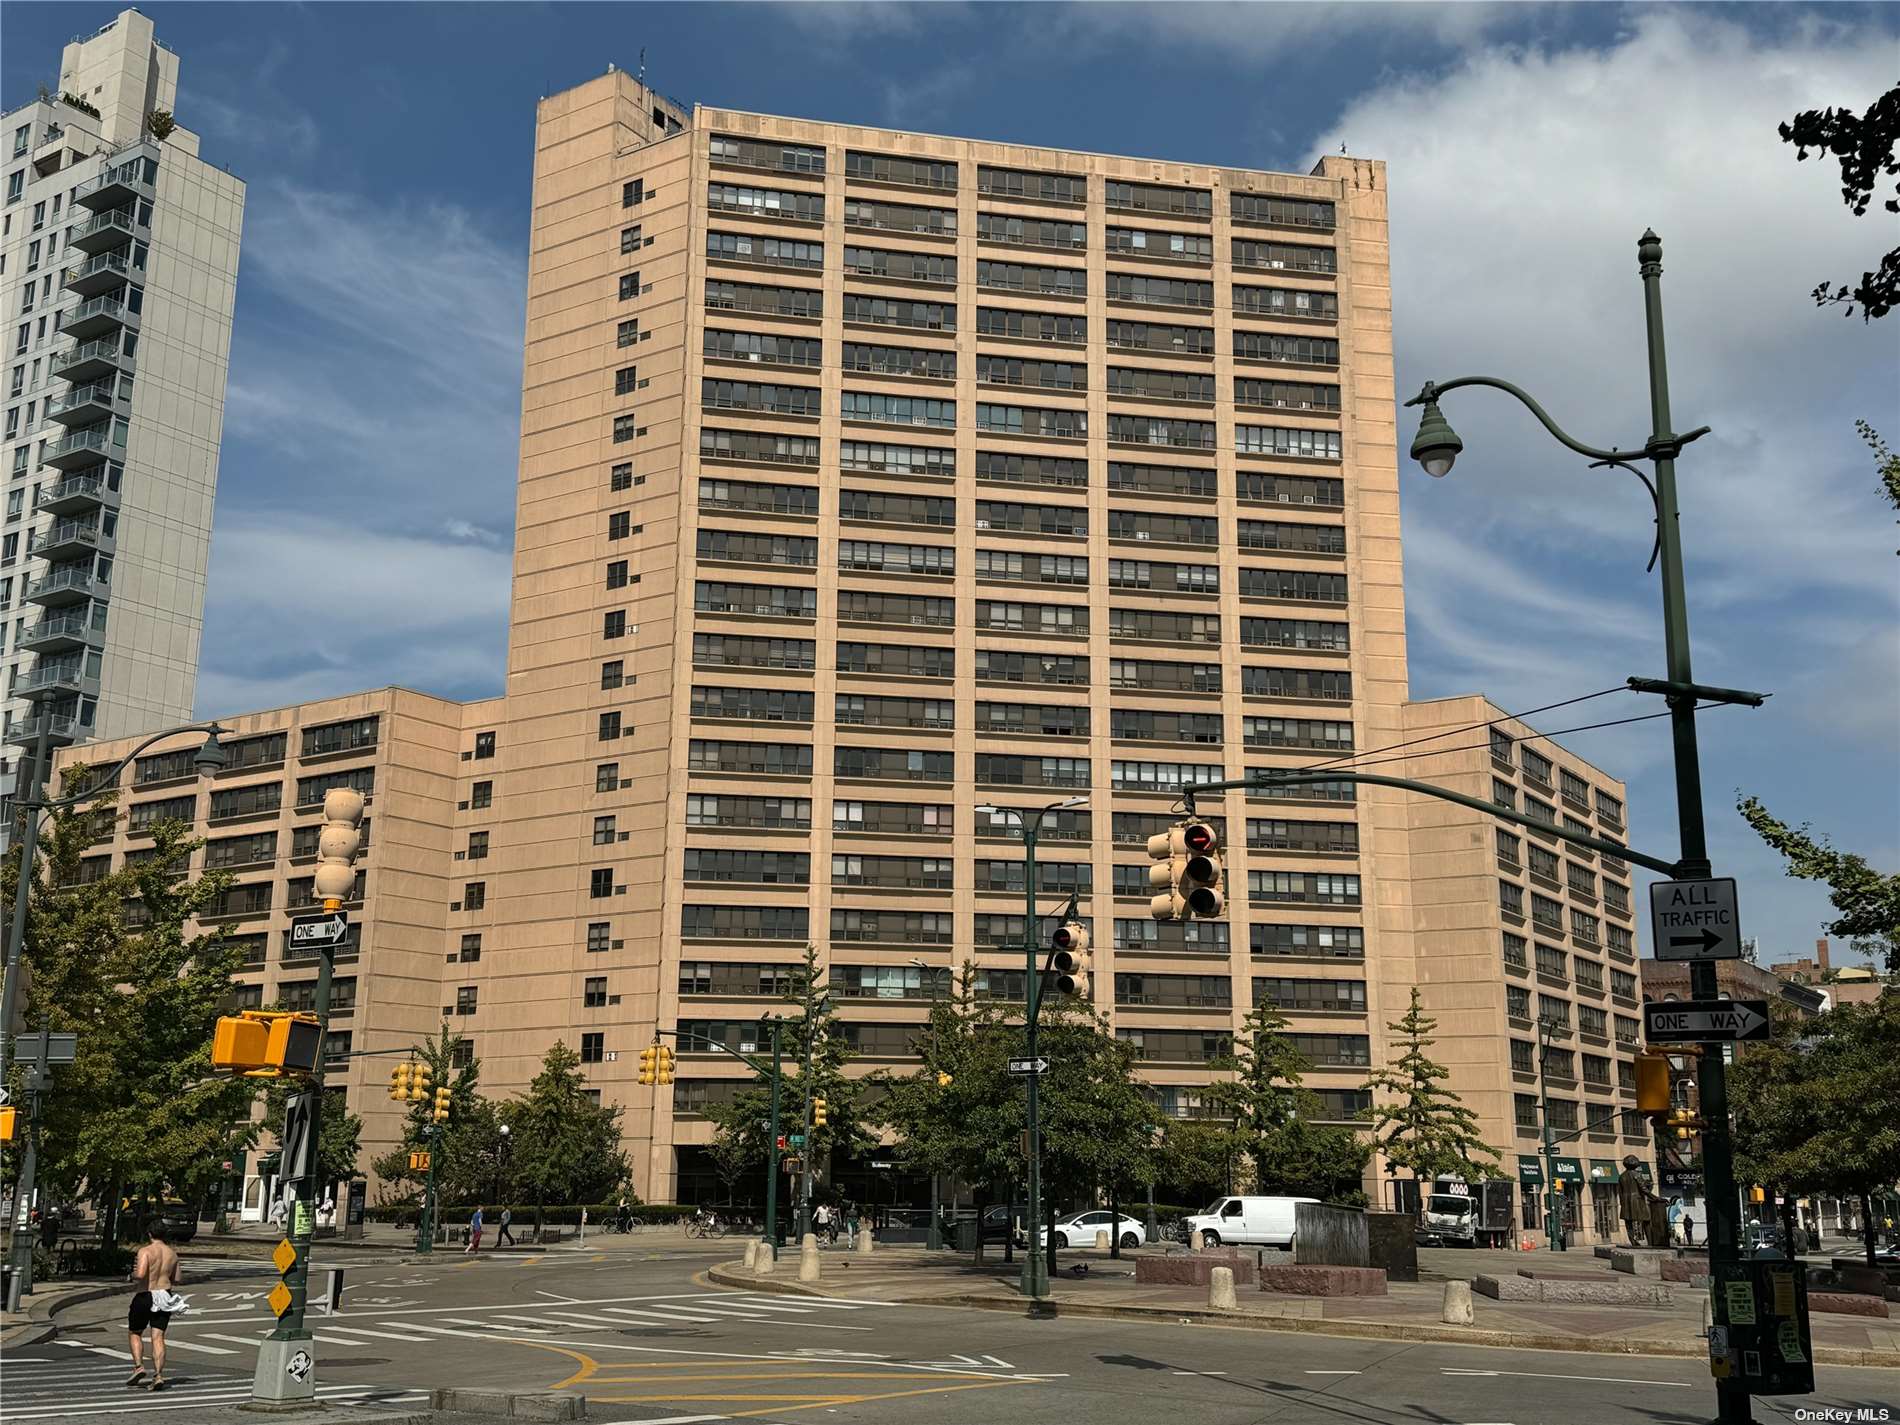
[702,1297,817,1314]
[596,1305,725,1325]
[153,1336,238,1355]
[490,1312,613,1330]
[201,1331,268,1348]
[316,1323,430,1342]
[443,1315,542,1330]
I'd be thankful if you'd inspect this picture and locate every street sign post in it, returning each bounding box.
[1007,1057,1049,1076]
[1650,877,1742,961]
[10,1033,75,1064]
[289,912,349,949]
[1644,999,1771,1044]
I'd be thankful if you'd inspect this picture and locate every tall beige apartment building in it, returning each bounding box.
[66,68,1651,1235]
[3,11,245,831]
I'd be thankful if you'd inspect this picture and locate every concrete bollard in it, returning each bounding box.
[1209,1266,1238,1310]
[754,1239,776,1276]
[799,1232,821,1282]
[1095,1229,1110,1251]
[1442,1280,1475,1325]
[742,1240,758,1269]
[1701,1294,1713,1336]
[1190,1229,1205,1251]
[857,1225,875,1256]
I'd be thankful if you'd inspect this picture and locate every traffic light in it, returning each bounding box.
[1667,1107,1704,1140]
[1146,820,1223,921]
[314,786,366,912]
[639,1044,659,1085]
[1750,1185,1766,1205]
[1050,920,1091,997]
[1552,1177,1565,1195]
[0,1106,14,1142]
[390,1062,413,1101]
[812,1096,828,1129]
[211,1011,322,1075]
[1634,1052,1670,1115]
[410,1062,433,1103]
[432,1085,452,1123]
[408,1149,431,1172]
[656,1045,676,1084]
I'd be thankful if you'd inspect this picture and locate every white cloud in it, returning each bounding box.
[1316,10,1899,952]
[1054,0,1523,56]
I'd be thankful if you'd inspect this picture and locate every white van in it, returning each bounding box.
[1183,1195,1318,1248]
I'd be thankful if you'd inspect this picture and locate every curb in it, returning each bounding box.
[0,1280,119,1348]
[706,1265,1898,1369]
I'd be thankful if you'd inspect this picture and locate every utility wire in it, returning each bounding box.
[1292,685,1630,775]
[1279,707,1685,779]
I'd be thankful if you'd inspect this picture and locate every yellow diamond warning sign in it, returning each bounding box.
[268,1281,293,1318]
[272,1238,297,1275]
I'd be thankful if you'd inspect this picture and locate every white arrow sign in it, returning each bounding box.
[1643,999,1771,1043]
[1007,1057,1049,1075]
[289,912,349,947]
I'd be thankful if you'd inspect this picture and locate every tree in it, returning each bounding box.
[1034,999,1161,1257]
[1738,794,1900,974]
[1780,82,1899,320]
[1362,988,1501,1186]
[705,946,874,1213]
[368,1025,493,1208]
[261,1081,362,1197]
[704,1124,755,1206]
[144,109,175,142]
[1862,421,1900,554]
[1154,1116,1237,1205]
[504,1040,630,1226]
[8,782,257,1242]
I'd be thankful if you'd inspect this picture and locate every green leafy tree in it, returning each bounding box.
[1362,988,1501,1188]
[1738,794,1900,974]
[505,1040,630,1226]
[705,946,874,1209]
[368,1025,491,1207]
[261,1082,363,1195]
[7,783,256,1242]
[1155,1116,1237,1205]
[1780,83,1899,320]
[1860,421,1900,555]
[1035,999,1161,1253]
[704,1123,756,1206]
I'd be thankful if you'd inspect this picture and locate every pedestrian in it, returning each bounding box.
[617,1198,631,1233]
[495,1206,515,1249]
[465,1204,485,1254]
[1683,1213,1695,1247]
[814,1201,831,1243]
[126,1218,183,1391]
[845,1200,861,1246]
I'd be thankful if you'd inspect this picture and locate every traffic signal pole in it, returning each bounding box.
[1020,818,1045,1300]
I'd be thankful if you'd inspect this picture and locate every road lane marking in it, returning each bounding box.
[1173,1370,1228,1376]
[1305,1370,1360,1374]
[310,1323,430,1342]
[203,1332,269,1347]
[595,1306,727,1325]
[1441,1368,1692,1388]
[154,1336,237,1354]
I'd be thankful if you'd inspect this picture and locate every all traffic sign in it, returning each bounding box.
[1649,877,1741,961]
[1644,998,1771,1043]
[289,912,350,948]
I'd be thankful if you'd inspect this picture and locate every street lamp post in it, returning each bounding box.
[494,1123,511,1221]
[977,794,1086,1301]
[1537,1017,1564,1251]
[909,959,949,1252]
[1404,229,1754,1424]
[0,721,227,1308]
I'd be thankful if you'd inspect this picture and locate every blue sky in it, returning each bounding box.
[6,2,1896,962]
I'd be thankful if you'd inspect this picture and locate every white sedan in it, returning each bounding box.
[1038,1210,1147,1249]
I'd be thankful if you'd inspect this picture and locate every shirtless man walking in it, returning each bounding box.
[126,1218,179,1390]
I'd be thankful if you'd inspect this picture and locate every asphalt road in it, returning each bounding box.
[15,1243,1899,1424]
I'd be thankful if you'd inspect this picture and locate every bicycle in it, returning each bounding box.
[686,1212,728,1239]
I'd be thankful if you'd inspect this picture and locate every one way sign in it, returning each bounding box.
[1649,877,1742,962]
[1644,998,1771,1044]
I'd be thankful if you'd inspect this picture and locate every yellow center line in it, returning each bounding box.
[596,1375,1039,1419]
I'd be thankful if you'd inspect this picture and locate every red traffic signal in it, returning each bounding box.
[1182,822,1217,854]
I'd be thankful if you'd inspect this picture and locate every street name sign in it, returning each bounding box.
[1644,998,1771,1044]
[1007,1057,1049,1075]
[1650,877,1741,961]
[12,1032,76,1064]
[289,911,350,949]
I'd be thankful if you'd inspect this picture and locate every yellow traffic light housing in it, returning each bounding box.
[1552,1177,1565,1194]
[812,1096,828,1129]
[1050,920,1091,997]
[657,1045,675,1084]
[432,1085,452,1123]
[0,1106,15,1142]
[410,1062,433,1103]
[211,1011,322,1076]
[639,1045,659,1085]
[390,1062,413,1101]
[1146,821,1223,921]
[1634,1052,1671,1115]
[1750,1185,1766,1204]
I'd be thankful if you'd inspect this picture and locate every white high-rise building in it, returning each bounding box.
[0,8,244,811]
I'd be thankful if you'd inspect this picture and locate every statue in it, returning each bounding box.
[1617,1156,1667,1247]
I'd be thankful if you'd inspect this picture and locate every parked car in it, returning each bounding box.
[1038,1209,1147,1249]
[1181,1195,1317,1248]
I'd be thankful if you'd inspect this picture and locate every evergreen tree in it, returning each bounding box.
[1362,988,1500,1185]
[505,1040,631,1224]
[7,783,256,1241]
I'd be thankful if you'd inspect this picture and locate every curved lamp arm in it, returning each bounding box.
[36,720,229,813]
[1406,376,1710,465]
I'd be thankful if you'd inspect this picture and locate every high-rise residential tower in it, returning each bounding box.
[2,9,244,816]
[68,67,1653,1238]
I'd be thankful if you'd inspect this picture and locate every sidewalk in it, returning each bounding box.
[710,1243,1900,1368]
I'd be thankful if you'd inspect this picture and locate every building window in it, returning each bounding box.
[590,868,614,898]
[615,366,638,395]
[613,415,637,442]
[617,319,639,349]
[604,610,627,638]
[623,179,644,208]
[463,881,486,911]
[601,660,624,690]
[456,986,478,1015]
[599,712,622,741]
[469,780,493,810]
[580,1032,605,1063]
[593,815,617,845]
[587,922,611,952]
[621,225,642,254]
[608,512,631,539]
[473,731,496,759]
[584,976,608,1008]
[596,762,620,792]
[459,933,482,962]
[466,832,489,860]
